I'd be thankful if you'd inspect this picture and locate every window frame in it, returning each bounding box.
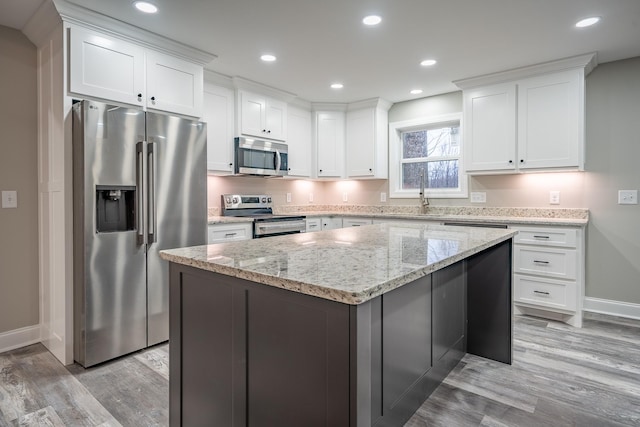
[389,112,468,199]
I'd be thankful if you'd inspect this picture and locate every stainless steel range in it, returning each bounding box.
[221,194,306,238]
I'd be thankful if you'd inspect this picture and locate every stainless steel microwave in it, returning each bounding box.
[234,137,288,177]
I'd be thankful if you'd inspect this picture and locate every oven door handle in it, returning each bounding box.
[255,220,307,234]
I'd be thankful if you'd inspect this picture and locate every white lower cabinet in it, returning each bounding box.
[512,225,584,327]
[321,217,343,230]
[342,217,373,227]
[208,223,253,244]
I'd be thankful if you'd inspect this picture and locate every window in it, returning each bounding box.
[389,113,467,198]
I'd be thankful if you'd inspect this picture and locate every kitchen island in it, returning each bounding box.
[160,223,517,427]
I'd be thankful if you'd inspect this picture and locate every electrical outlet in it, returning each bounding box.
[549,191,560,205]
[342,192,348,202]
[286,192,291,203]
[1,190,17,208]
[470,192,486,203]
[309,192,314,203]
[618,190,638,205]
[380,192,387,202]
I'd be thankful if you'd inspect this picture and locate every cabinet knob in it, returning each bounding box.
[369,168,373,172]
[229,163,233,166]
[288,167,291,171]
[262,129,267,132]
[267,130,271,133]
[508,160,513,164]
[520,159,524,163]
[151,96,156,102]
[319,169,323,173]
[137,93,142,101]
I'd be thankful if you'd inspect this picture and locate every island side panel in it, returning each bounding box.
[431,261,467,382]
[245,283,350,427]
[467,239,513,364]
[169,263,351,427]
[169,264,236,427]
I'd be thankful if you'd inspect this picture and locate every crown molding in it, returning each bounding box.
[22,0,63,47]
[347,97,392,112]
[204,70,234,89]
[311,102,348,112]
[231,76,297,102]
[453,53,598,90]
[50,0,216,66]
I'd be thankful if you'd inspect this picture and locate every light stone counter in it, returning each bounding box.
[160,222,517,305]
[207,215,253,225]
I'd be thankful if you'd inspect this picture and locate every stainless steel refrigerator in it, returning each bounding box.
[72,100,206,367]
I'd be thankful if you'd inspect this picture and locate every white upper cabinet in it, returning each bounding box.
[287,105,312,177]
[463,83,516,172]
[203,84,235,174]
[456,54,596,174]
[68,25,204,118]
[69,25,145,107]
[517,70,581,170]
[315,110,345,178]
[346,99,390,179]
[238,91,287,141]
[145,51,203,118]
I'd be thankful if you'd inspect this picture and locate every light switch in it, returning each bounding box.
[549,191,560,205]
[380,192,387,202]
[342,192,348,202]
[2,190,18,208]
[286,193,292,203]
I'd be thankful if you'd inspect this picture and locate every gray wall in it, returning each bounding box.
[583,57,640,304]
[0,26,39,333]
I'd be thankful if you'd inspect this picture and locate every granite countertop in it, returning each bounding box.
[208,206,589,226]
[161,223,517,305]
[208,215,253,225]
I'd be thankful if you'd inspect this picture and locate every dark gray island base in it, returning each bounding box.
[165,227,513,427]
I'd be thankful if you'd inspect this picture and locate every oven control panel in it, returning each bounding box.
[222,194,272,210]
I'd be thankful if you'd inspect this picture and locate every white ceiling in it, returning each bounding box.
[3,0,640,104]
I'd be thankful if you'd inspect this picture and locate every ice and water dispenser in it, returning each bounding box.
[96,185,136,232]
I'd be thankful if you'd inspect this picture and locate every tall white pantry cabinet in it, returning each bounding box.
[24,0,214,364]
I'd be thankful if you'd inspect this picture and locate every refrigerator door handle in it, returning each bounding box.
[147,141,156,244]
[136,141,145,245]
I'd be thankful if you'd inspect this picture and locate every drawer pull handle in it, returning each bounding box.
[533,260,549,264]
[533,235,550,239]
[534,290,550,296]
[225,232,237,237]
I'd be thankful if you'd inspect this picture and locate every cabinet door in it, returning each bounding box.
[266,99,287,141]
[68,26,145,106]
[321,217,343,230]
[145,51,203,117]
[287,106,312,177]
[463,82,516,172]
[517,70,582,170]
[346,108,375,177]
[316,112,345,178]
[239,92,267,138]
[203,84,235,173]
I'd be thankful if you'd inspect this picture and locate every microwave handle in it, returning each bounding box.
[275,149,282,171]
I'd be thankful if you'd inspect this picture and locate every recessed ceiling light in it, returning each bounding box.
[420,59,437,67]
[362,15,382,26]
[133,1,158,13]
[575,16,600,28]
[410,89,423,95]
[260,54,277,62]
[331,83,344,89]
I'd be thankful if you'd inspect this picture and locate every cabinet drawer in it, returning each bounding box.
[514,274,577,311]
[513,226,577,248]
[208,224,252,243]
[305,218,321,232]
[343,218,373,227]
[514,246,577,280]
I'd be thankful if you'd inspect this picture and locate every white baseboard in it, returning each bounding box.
[583,297,640,320]
[0,324,41,354]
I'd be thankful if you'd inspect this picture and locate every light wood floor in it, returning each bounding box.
[1,313,639,426]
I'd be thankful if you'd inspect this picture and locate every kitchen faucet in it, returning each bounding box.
[419,168,429,214]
